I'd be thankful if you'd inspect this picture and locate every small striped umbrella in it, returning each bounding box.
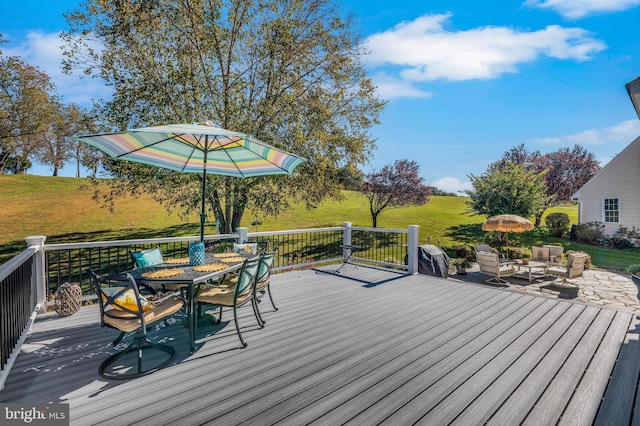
[76,122,306,241]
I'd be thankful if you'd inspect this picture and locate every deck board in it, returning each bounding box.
[424,301,582,425]
[0,265,637,425]
[475,305,607,425]
[560,310,633,426]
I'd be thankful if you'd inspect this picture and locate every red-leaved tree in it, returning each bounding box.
[362,159,431,227]
[490,144,600,225]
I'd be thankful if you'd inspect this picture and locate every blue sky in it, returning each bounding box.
[2,0,640,193]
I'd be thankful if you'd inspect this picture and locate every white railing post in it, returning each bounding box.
[237,227,249,244]
[342,222,352,262]
[343,222,352,245]
[407,225,419,274]
[25,236,47,312]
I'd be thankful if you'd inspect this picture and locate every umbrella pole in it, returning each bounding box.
[200,139,208,243]
[505,232,509,259]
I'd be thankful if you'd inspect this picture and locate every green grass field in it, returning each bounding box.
[1,174,638,271]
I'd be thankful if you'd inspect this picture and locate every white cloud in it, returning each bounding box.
[431,176,473,194]
[524,0,640,19]
[4,31,110,105]
[363,13,606,84]
[531,119,640,145]
[370,72,433,99]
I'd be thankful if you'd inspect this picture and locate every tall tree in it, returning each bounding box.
[489,143,600,225]
[0,50,58,174]
[537,145,600,203]
[362,159,431,228]
[488,144,542,173]
[465,162,548,219]
[35,103,98,176]
[63,0,385,233]
[337,163,364,190]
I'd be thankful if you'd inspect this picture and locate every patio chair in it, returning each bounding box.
[195,256,262,347]
[543,244,564,265]
[475,244,507,262]
[531,246,551,262]
[545,253,587,289]
[90,270,184,380]
[476,251,517,286]
[253,249,278,326]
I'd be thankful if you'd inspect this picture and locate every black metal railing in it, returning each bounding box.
[41,225,413,302]
[247,228,344,271]
[1,253,34,370]
[247,226,409,271]
[44,237,233,298]
[351,228,409,268]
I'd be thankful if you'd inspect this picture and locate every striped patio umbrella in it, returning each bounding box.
[76,122,306,241]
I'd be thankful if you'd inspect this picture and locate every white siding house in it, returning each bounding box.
[572,135,640,236]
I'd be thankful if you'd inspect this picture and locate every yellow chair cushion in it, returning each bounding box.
[256,278,269,291]
[197,284,252,306]
[104,295,184,333]
[102,287,152,312]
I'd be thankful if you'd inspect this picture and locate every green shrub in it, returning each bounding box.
[454,244,474,261]
[508,247,524,259]
[624,264,640,275]
[545,212,570,237]
[607,227,640,250]
[572,222,605,245]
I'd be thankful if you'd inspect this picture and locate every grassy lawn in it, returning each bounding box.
[1,174,638,271]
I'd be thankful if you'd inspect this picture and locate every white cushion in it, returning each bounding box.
[233,243,258,255]
[531,246,550,261]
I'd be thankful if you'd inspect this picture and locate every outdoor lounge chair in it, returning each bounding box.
[476,251,517,286]
[475,244,507,262]
[531,246,551,262]
[545,253,587,289]
[91,270,184,379]
[196,256,262,347]
[543,244,564,265]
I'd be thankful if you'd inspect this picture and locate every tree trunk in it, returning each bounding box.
[231,208,244,232]
[53,166,58,177]
[372,212,378,228]
[535,211,543,227]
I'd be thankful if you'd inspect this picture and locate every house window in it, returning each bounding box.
[603,198,619,223]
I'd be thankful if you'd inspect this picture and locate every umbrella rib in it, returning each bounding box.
[123,132,206,173]
[219,137,300,175]
[212,136,247,178]
[177,133,204,173]
[112,134,178,159]
[113,133,205,160]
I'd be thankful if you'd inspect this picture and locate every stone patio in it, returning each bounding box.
[449,264,640,313]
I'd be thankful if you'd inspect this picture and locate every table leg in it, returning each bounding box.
[188,283,195,353]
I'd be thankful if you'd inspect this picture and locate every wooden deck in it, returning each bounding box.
[1,265,639,425]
